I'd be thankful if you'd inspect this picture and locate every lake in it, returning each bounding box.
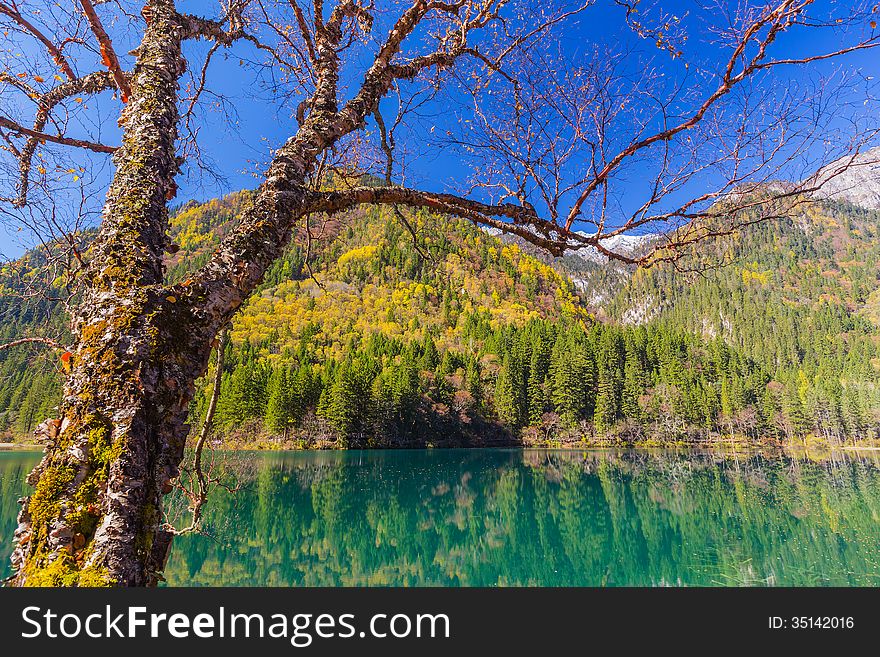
[2,449,880,586]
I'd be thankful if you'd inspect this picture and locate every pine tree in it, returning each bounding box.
[420,335,440,371]
[265,367,291,435]
[325,362,363,444]
[595,330,623,433]
[217,355,269,429]
[781,385,809,441]
[761,383,783,439]
[15,376,44,436]
[621,357,643,421]
[316,382,332,420]
[494,360,519,429]
[465,358,483,411]
[841,386,863,439]
[371,370,394,435]
[390,354,421,434]
[527,333,551,426]
[550,333,594,426]
[527,363,545,426]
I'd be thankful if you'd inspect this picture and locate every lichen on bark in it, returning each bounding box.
[10,0,352,587]
[10,0,192,587]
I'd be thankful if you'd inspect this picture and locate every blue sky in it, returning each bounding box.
[1,0,878,258]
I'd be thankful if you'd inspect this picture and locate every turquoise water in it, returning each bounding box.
[2,449,880,586]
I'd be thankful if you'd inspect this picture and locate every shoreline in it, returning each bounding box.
[211,433,880,453]
[6,441,878,455]
[4,435,879,454]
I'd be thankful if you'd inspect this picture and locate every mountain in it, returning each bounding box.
[568,232,655,264]
[809,147,880,210]
[594,197,880,442]
[1,177,879,448]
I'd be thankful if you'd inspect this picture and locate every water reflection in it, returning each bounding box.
[2,449,880,586]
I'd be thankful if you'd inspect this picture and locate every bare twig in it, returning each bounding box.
[170,326,228,536]
[0,2,76,79]
[78,0,131,101]
[0,336,65,352]
[0,116,117,154]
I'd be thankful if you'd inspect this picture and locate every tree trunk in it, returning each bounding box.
[8,141,321,589]
[7,0,337,585]
[9,0,192,587]
[9,187,314,585]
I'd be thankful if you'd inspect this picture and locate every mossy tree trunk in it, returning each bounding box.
[9,0,188,587]
[7,0,343,586]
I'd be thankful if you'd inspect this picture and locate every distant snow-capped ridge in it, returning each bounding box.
[481,225,656,261]
[569,232,656,263]
[806,147,880,210]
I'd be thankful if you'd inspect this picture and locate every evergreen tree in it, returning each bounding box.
[781,385,810,441]
[550,333,594,426]
[494,360,519,429]
[15,376,44,436]
[323,361,367,444]
[621,357,643,421]
[595,331,623,433]
[841,386,863,439]
[265,367,292,435]
[527,362,546,426]
[420,335,440,371]
[465,358,483,411]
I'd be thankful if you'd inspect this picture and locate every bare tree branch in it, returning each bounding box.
[79,0,132,102]
[563,0,880,229]
[0,69,117,205]
[0,115,117,154]
[304,184,572,254]
[0,2,76,80]
[169,326,228,536]
[0,336,65,352]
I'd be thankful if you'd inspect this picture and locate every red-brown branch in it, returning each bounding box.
[0,115,117,153]
[291,1,317,63]
[0,2,76,79]
[79,0,131,102]
[304,184,576,255]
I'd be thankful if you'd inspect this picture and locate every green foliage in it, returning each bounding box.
[1,192,877,446]
[265,367,292,434]
[595,199,880,443]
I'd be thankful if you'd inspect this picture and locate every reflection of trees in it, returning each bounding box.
[0,456,40,580]
[6,450,877,586]
[150,450,880,586]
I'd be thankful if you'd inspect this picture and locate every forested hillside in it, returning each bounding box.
[1,190,878,447]
[597,199,880,444]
